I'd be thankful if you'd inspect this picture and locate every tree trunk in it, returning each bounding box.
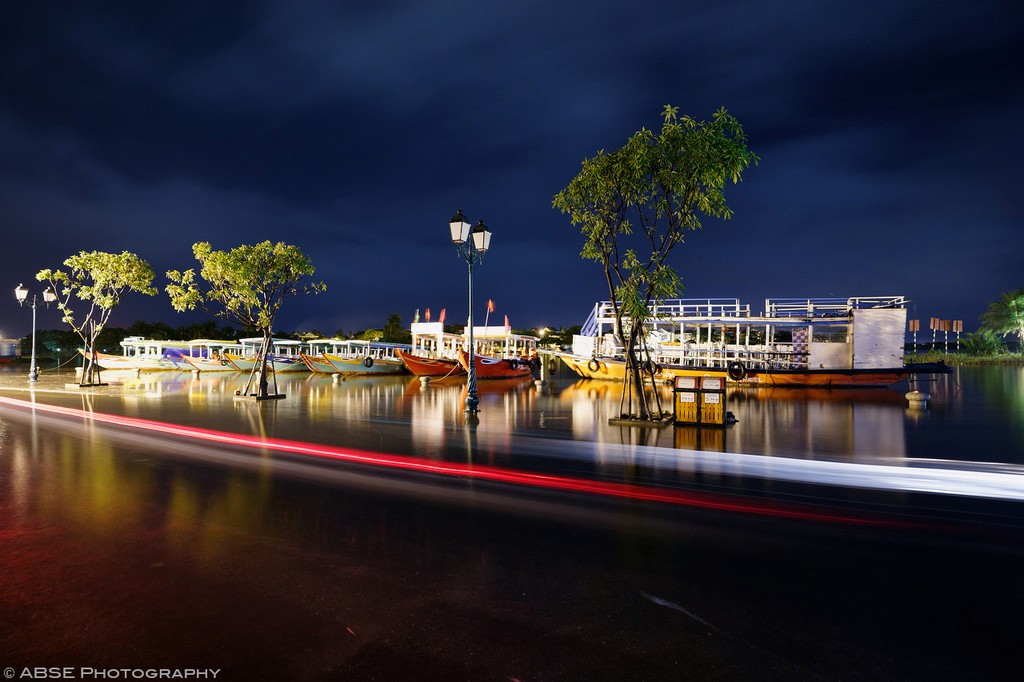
[257,328,272,396]
[617,320,652,420]
[81,323,102,386]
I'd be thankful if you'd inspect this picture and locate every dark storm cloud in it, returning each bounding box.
[1,1,1021,336]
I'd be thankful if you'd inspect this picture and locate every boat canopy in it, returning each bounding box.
[411,321,538,359]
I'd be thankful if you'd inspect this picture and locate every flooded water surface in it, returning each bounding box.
[1,364,1021,679]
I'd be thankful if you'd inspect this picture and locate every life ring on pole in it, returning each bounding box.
[363,357,374,368]
[727,361,746,381]
[587,358,600,373]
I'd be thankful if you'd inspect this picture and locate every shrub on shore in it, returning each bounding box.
[906,350,1024,366]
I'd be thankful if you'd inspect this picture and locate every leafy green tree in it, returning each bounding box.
[553,105,757,420]
[35,328,80,357]
[166,241,325,399]
[979,289,1024,348]
[541,325,582,350]
[174,319,238,341]
[960,329,1006,356]
[126,320,176,340]
[36,251,157,385]
[382,313,404,343]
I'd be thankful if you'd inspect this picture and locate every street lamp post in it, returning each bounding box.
[15,284,56,383]
[449,210,492,414]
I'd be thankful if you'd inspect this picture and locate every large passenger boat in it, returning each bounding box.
[557,296,949,387]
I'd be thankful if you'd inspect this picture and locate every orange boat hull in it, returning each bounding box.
[559,354,944,388]
[396,349,465,377]
[457,350,534,379]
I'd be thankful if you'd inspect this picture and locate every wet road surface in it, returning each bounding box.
[1,371,1022,680]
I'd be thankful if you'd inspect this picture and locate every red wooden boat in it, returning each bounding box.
[396,349,465,377]
[457,349,534,379]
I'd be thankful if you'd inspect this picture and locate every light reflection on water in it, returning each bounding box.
[2,362,1021,464]
[3,365,1021,539]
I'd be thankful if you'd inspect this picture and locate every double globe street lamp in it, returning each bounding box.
[449,210,492,414]
[15,283,56,383]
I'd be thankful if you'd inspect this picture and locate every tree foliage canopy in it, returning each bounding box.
[553,105,757,418]
[37,250,157,337]
[166,241,325,398]
[166,241,325,331]
[554,105,758,324]
[979,289,1024,345]
[36,250,157,385]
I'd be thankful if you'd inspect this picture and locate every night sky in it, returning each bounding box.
[2,1,1021,339]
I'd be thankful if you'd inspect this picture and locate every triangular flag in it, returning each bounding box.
[487,299,494,313]
[439,308,446,323]
[504,314,509,329]
[425,308,431,322]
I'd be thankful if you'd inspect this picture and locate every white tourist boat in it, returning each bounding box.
[557,296,951,387]
[223,337,309,373]
[321,340,410,375]
[90,336,190,371]
[177,339,243,372]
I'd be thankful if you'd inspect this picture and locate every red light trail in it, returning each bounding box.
[0,396,903,526]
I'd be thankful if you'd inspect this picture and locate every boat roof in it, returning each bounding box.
[119,337,190,348]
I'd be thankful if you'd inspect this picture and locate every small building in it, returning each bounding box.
[0,338,22,362]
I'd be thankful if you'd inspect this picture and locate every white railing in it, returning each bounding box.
[652,343,805,370]
[765,296,905,318]
[584,298,752,336]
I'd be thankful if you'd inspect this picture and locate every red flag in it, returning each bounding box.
[439,308,446,323]
[425,308,431,322]
[487,299,494,313]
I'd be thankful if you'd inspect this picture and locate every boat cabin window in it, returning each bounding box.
[812,326,849,343]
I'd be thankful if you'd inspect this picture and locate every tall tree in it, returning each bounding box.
[553,105,757,420]
[166,241,325,399]
[979,289,1024,347]
[382,313,408,343]
[36,251,157,386]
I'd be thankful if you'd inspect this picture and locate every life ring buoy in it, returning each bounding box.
[642,360,660,376]
[587,358,600,373]
[727,361,746,381]
[220,358,229,367]
[363,357,374,368]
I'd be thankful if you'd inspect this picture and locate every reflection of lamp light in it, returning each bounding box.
[14,284,55,383]
[448,210,492,414]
